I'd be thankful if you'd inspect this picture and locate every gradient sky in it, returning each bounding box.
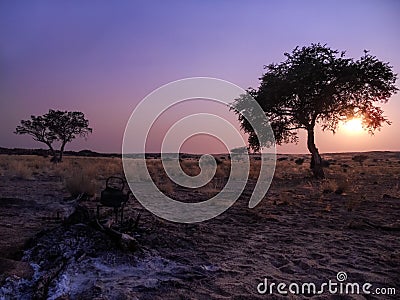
[1,0,399,154]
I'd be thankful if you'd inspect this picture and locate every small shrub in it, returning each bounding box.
[321,179,336,194]
[346,194,365,212]
[352,155,368,166]
[321,177,350,195]
[65,169,96,198]
[322,160,331,168]
[202,181,220,197]
[335,179,349,195]
[277,157,288,161]
[157,179,175,196]
[215,162,229,178]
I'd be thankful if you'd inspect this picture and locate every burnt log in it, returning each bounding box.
[94,218,138,251]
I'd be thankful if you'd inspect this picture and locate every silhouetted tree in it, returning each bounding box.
[232,44,397,178]
[15,110,92,162]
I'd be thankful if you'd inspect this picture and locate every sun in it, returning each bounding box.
[342,118,363,133]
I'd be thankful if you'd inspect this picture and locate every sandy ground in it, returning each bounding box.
[0,152,399,299]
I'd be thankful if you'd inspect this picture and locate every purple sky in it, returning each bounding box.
[1,0,399,154]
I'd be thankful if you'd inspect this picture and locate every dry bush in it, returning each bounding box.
[180,159,200,176]
[201,182,220,197]
[157,179,175,196]
[278,191,293,205]
[60,157,123,181]
[146,159,167,182]
[95,158,123,179]
[25,156,48,172]
[324,203,332,212]
[60,157,122,198]
[352,155,368,166]
[320,177,350,195]
[248,160,260,180]
[274,160,305,179]
[180,158,230,180]
[335,178,350,194]
[346,193,365,212]
[215,160,230,178]
[150,167,175,196]
[124,159,144,181]
[65,168,96,198]
[321,179,337,194]
[295,158,305,165]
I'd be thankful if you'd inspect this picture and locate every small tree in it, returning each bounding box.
[232,44,397,178]
[15,109,92,162]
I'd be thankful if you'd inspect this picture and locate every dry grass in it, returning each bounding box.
[145,158,231,197]
[0,155,123,198]
[180,159,200,176]
[345,193,366,212]
[65,168,97,198]
[62,157,123,197]
[273,159,310,180]
[1,152,399,203]
[9,160,34,180]
[320,178,349,195]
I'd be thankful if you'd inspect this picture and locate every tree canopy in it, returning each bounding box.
[15,109,92,162]
[232,44,398,178]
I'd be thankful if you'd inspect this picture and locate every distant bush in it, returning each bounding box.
[294,158,304,165]
[322,160,331,168]
[352,155,368,166]
[335,179,350,195]
[321,178,349,195]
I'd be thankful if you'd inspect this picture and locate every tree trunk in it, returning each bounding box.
[59,141,67,162]
[46,143,59,163]
[307,129,324,179]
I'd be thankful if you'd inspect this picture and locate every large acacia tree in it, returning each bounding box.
[233,44,397,178]
[15,109,92,162]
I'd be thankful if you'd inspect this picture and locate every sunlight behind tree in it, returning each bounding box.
[342,118,363,133]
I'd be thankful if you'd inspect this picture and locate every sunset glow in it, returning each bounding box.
[0,1,399,153]
[342,118,363,133]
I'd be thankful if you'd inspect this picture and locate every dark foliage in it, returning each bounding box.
[232,44,397,178]
[15,110,92,162]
